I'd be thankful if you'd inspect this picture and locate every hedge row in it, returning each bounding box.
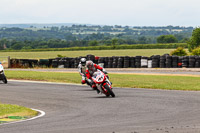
[10,54,200,68]
[3,43,187,52]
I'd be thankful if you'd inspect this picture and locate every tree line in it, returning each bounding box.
[0,25,194,50]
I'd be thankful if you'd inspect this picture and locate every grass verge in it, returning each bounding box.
[5,70,200,91]
[0,49,174,59]
[0,104,38,119]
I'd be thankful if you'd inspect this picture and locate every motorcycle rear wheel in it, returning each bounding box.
[104,84,115,97]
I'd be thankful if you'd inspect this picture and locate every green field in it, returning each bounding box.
[0,104,38,119]
[0,49,174,59]
[5,70,200,91]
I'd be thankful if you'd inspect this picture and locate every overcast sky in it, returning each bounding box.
[0,0,199,27]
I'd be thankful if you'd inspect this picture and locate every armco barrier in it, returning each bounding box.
[10,54,200,68]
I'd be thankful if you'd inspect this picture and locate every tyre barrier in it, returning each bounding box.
[135,56,141,68]
[152,55,160,68]
[195,56,200,68]
[112,56,118,68]
[160,55,166,68]
[10,54,200,68]
[11,59,38,68]
[172,56,178,68]
[141,57,148,68]
[189,56,195,68]
[87,54,95,62]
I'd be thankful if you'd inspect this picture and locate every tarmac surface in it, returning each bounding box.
[1,80,200,133]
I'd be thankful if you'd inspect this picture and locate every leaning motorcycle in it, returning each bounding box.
[0,64,7,84]
[91,70,115,97]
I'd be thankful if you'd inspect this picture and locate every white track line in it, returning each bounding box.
[0,108,45,126]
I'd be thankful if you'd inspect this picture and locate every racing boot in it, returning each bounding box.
[81,80,86,84]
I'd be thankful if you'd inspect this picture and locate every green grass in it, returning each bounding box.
[5,70,200,91]
[0,104,38,118]
[0,49,174,59]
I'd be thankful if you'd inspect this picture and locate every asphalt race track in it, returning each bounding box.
[1,81,200,133]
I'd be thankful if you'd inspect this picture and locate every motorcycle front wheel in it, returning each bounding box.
[104,84,115,97]
[2,74,7,84]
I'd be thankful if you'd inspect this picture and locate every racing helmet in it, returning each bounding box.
[86,60,94,69]
[80,58,86,66]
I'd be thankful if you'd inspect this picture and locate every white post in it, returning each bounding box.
[8,56,11,68]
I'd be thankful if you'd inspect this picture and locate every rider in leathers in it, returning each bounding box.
[78,58,88,84]
[85,60,107,93]
[78,58,105,93]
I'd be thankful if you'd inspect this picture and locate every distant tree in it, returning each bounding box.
[88,40,98,46]
[111,38,118,45]
[180,38,190,43]
[11,43,25,50]
[22,46,32,49]
[188,28,200,52]
[114,25,122,28]
[157,35,178,43]
[0,43,3,50]
[138,36,148,44]
[0,39,9,50]
[50,27,59,32]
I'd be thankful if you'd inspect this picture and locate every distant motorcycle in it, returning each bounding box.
[0,63,7,84]
[91,70,115,97]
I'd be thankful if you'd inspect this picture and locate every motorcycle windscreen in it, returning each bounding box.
[92,72,105,83]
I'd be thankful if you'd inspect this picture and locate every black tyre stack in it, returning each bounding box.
[178,56,183,68]
[189,56,195,68]
[108,57,113,68]
[63,58,70,68]
[58,58,65,68]
[135,56,141,68]
[160,55,166,68]
[172,56,178,68]
[98,57,104,67]
[117,57,124,68]
[104,57,109,68]
[39,59,49,67]
[94,56,99,64]
[21,59,29,68]
[20,59,38,68]
[13,55,200,69]
[152,55,160,68]
[52,60,58,68]
[166,56,172,68]
[86,54,95,62]
[52,58,60,68]
[48,59,54,67]
[71,58,75,68]
[112,56,118,68]
[182,56,189,68]
[124,56,130,68]
[141,56,148,68]
[74,57,80,68]
[130,57,135,68]
[195,56,200,68]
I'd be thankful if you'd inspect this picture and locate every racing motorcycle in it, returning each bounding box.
[91,70,115,97]
[0,63,7,84]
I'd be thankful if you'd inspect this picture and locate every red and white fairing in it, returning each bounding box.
[91,70,114,97]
